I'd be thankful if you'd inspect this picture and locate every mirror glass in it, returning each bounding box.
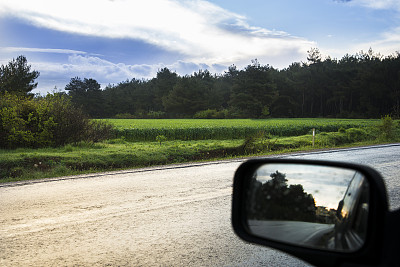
[245,163,370,252]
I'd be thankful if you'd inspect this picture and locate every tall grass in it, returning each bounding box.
[103,118,380,142]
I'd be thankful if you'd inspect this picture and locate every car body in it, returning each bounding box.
[231,158,399,267]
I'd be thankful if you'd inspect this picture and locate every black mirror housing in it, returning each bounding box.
[232,159,389,267]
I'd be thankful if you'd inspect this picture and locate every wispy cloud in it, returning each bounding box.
[321,24,400,59]
[345,0,400,11]
[354,26,400,55]
[0,47,87,55]
[0,0,313,67]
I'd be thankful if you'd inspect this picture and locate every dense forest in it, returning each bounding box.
[2,48,400,119]
[64,48,399,119]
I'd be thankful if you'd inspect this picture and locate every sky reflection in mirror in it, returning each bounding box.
[255,164,357,209]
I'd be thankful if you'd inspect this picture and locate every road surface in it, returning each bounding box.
[248,220,334,248]
[1,144,399,266]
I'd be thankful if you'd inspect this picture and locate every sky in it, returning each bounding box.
[0,0,399,94]
[255,163,357,209]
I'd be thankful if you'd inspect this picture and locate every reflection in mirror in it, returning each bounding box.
[245,164,369,252]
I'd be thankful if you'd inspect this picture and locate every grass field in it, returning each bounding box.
[103,118,380,141]
[0,139,243,182]
[1,118,395,182]
[105,118,379,129]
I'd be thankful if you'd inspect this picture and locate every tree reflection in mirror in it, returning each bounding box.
[245,163,369,252]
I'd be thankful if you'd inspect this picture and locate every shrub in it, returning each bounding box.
[346,128,368,142]
[318,127,372,146]
[147,111,166,119]
[319,132,349,146]
[241,131,277,153]
[156,135,167,145]
[85,120,114,142]
[0,93,51,148]
[0,92,113,148]
[115,113,135,119]
[45,93,90,146]
[193,109,226,119]
[378,115,394,140]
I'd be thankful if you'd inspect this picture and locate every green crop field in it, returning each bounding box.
[3,117,396,182]
[102,118,380,142]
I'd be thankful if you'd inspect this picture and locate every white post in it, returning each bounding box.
[312,128,315,147]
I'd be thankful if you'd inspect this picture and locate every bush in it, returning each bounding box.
[193,109,227,119]
[0,92,113,148]
[0,93,51,148]
[115,111,166,119]
[156,135,167,145]
[318,127,372,146]
[85,120,114,142]
[115,113,135,119]
[147,111,166,119]
[240,131,278,153]
[346,128,368,142]
[318,132,349,146]
[45,93,90,146]
[378,115,394,140]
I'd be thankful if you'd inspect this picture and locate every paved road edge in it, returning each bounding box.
[2,143,399,188]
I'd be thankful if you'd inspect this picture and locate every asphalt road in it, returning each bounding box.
[248,220,334,248]
[1,144,399,266]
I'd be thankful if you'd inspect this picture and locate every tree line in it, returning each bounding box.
[2,49,400,120]
[247,170,316,222]
[63,48,400,119]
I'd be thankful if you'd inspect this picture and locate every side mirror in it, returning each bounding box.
[232,159,389,267]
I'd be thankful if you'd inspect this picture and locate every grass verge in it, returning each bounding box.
[1,124,399,183]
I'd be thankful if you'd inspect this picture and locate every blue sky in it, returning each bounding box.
[0,0,399,94]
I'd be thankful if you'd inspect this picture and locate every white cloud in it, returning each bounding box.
[349,0,400,11]
[0,0,313,67]
[31,54,231,93]
[0,0,320,93]
[33,55,149,85]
